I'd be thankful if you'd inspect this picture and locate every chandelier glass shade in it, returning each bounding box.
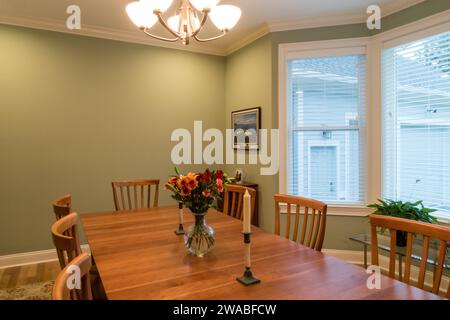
[126,0,242,45]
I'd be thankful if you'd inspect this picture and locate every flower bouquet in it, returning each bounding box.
[165,168,231,257]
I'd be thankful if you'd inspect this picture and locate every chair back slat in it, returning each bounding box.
[306,209,316,247]
[222,185,257,224]
[133,186,138,210]
[274,194,328,252]
[404,232,414,284]
[285,204,291,239]
[301,207,308,245]
[236,193,243,219]
[52,195,72,220]
[127,186,132,210]
[389,229,397,278]
[275,198,280,235]
[112,180,160,211]
[51,212,82,270]
[312,211,322,249]
[119,187,126,210]
[418,236,430,289]
[230,192,236,218]
[433,241,447,295]
[52,253,93,300]
[293,205,300,242]
[370,214,450,297]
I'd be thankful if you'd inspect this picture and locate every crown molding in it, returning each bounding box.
[0,15,226,56]
[225,24,270,55]
[0,0,430,57]
[266,0,426,34]
[268,13,365,33]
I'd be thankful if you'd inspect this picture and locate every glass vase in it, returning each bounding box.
[184,211,215,258]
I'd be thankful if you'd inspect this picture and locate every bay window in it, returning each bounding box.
[280,16,450,219]
[382,30,450,220]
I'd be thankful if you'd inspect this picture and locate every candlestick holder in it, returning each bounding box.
[236,233,260,286]
[175,224,185,235]
[175,202,185,236]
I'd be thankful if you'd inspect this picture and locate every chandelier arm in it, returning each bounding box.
[194,30,228,43]
[142,28,180,42]
[190,9,210,38]
[154,10,182,39]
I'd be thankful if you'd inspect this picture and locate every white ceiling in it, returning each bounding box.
[0,0,424,55]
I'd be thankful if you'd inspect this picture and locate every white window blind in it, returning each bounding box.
[287,54,366,204]
[382,30,450,219]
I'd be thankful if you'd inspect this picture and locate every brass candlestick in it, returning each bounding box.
[175,202,185,235]
[237,233,260,286]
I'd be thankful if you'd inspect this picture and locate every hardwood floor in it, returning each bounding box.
[0,261,60,289]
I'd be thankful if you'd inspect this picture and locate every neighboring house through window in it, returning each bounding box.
[286,54,366,205]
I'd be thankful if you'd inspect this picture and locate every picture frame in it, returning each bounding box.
[231,107,261,150]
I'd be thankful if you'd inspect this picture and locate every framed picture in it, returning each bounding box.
[232,107,261,150]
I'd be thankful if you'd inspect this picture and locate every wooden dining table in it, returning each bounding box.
[80,206,442,300]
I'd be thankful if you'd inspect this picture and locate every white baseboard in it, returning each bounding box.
[0,245,90,269]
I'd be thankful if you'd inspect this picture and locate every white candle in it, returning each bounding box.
[178,202,184,225]
[243,189,251,234]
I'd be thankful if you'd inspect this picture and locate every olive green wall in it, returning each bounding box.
[372,0,450,35]
[224,35,277,233]
[1,0,450,256]
[225,0,450,250]
[0,24,226,255]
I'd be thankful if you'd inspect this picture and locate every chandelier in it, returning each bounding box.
[126,0,242,45]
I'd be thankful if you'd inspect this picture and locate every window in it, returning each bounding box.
[382,30,450,219]
[286,54,366,204]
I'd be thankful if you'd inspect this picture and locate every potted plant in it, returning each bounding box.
[165,168,231,257]
[367,199,438,247]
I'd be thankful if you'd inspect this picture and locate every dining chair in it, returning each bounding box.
[274,194,328,252]
[52,252,93,300]
[111,179,160,211]
[51,212,107,300]
[51,212,82,269]
[52,194,72,220]
[222,185,256,223]
[370,214,450,298]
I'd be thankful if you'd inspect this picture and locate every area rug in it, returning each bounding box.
[0,281,53,300]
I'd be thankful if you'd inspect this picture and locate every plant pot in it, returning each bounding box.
[184,210,215,258]
[396,230,407,247]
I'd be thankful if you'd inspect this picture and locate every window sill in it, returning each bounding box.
[279,203,371,217]
[432,212,450,225]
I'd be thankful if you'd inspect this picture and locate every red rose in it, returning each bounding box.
[216,170,224,180]
[202,190,212,198]
[202,169,212,183]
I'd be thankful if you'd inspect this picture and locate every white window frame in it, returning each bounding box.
[278,9,450,220]
[279,38,372,216]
